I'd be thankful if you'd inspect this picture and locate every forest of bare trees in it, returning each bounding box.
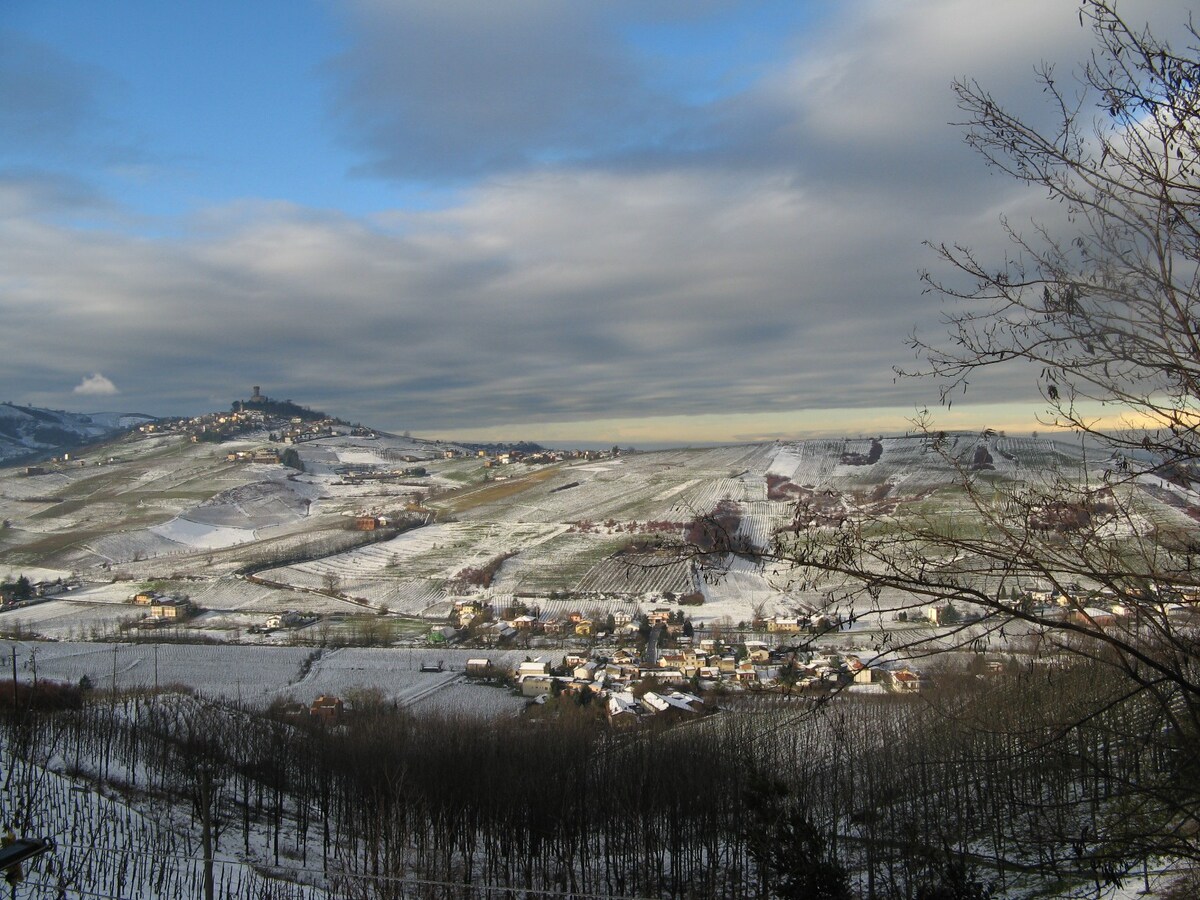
[1,653,1188,898]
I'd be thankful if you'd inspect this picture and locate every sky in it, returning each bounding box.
[1,0,1191,445]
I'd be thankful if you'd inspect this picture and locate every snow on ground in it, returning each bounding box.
[333,448,389,465]
[79,532,190,566]
[7,640,313,704]
[574,553,694,596]
[4,641,535,715]
[2,598,145,639]
[0,563,76,584]
[1139,472,1200,505]
[652,478,697,501]
[150,516,257,549]
[259,522,567,601]
[407,678,527,718]
[2,432,1167,655]
[187,476,312,528]
[188,576,340,614]
[275,645,529,708]
[3,743,320,900]
[767,443,806,478]
[696,554,800,622]
[574,462,623,473]
[0,471,72,497]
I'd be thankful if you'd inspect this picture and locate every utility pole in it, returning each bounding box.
[10,646,16,707]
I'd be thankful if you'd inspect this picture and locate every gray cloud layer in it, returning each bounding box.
[1,1,1194,435]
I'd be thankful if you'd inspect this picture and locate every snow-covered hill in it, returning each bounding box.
[0,402,155,464]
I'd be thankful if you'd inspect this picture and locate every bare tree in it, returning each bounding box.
[322,571,340,596]
[756,0,1200,877]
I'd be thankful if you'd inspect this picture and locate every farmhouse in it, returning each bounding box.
[465,658,494,676]
[743,641,770,663]
[891,668,923,692]
[516,659,550,679]
[150,597,194,620]
[642,691,705,716]
[767,616,803,633]
[310,695,345,725]
[606,691,643,728]
[265,611,305,630]
[572,660,603,681]
[1071,607,1120,628]
[520,675,555,697]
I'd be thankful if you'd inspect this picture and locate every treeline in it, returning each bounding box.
[686,499,752,554]
[447,552,516,593]
[0,656,1186,899]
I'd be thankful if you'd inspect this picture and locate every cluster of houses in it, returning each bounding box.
[338,465,428,485]
[441,598,847,647]
[140,408,267,443]
[140,403,343,448]
[272,642,923,732]
[270,419,340,445]
[464,639,924,728]
[0,576,79,609]
[127,590,195,625]
[450,446,621,468]
[918,583,1200,630]
[225,447,280,464]
[441,602,647,644]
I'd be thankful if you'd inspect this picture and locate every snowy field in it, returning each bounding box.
[3,641,533,715]
[3,430,1183,638]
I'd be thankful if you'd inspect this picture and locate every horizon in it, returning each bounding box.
[2,392,1105,453]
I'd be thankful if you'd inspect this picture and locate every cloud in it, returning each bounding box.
[327,1,694,181]
[0,168,109,220]
[0,29,121,162]
[4,0,1195,439]
[0,167,1019,430]
[325,0,1189,192]
[73,373,119,396]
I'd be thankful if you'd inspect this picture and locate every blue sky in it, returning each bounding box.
[1,1,1191,443]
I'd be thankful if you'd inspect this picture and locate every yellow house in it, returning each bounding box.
[151,598,193,620]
